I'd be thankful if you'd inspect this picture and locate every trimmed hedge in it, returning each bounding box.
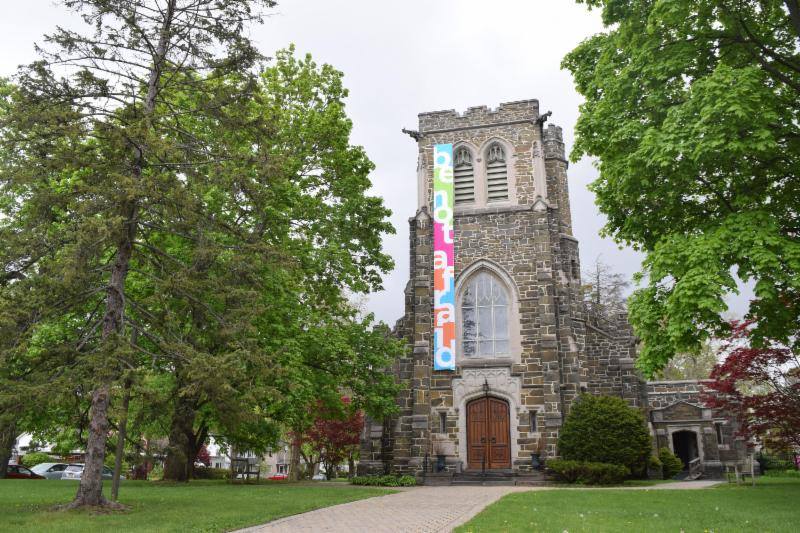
[20,452,55,467]
[757,454,796,472]
[350,474,416,487]
[192,467,230,480]
[658,448,684,479]
[764,468,800,478]
[558,395,652,477]
[547,459,630,485]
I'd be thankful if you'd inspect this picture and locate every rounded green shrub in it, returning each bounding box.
[397,475,417,486]
[558,394,652,477]
[658,448,684,479]
[648,455,664,479]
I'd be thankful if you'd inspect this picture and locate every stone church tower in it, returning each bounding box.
[359,100,643,476]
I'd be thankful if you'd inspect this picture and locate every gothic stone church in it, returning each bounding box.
[359,100,749,480]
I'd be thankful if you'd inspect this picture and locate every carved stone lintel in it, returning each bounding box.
[452,368,522,411]
[486,143,505,163]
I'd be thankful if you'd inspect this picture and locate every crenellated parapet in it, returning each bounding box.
[418,100,540,133]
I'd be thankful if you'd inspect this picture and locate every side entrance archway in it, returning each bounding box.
[466,396,511,470]
[672,430,699,469]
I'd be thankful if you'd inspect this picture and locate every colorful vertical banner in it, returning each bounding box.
[433,144,456,371]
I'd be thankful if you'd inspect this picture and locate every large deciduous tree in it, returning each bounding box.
[151,49,399,482]
[702,321,800,451]
[563,0,800,376]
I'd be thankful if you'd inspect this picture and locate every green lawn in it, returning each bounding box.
[0,479,392,532]
[457,477,800,533]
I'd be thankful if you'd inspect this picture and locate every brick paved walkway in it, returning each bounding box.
[236,480,723,533]
[236,485,533,533]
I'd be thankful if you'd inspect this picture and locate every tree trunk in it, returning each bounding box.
[187,423,208,480]
[348,451,355,479]
[288,436,301,481]
[70,0,175,509]
[163,396,197,482]
[0,421,17,478]
[73,384,113,506]
[111,375,133,501]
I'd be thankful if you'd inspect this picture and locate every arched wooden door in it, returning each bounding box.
[466,397,511,470]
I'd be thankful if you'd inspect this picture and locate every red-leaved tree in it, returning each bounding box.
[299,397,364,479]
[703,321,800,451]
[195,445,211,467]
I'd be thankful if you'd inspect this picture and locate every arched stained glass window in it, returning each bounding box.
[461,272,510,357]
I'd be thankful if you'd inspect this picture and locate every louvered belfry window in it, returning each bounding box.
[485,143,509,201]
[453,147,475,205]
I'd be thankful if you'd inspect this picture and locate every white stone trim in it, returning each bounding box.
[532,139,548,202]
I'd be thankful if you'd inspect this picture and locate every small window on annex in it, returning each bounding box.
[461,271,510,357]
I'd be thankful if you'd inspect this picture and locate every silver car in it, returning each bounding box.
[30,462,69,480]
[61,463,122,481]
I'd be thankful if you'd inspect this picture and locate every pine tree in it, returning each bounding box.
[1,0,271,507]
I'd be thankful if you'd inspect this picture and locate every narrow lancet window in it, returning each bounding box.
[485,143,509,201]
[454,147,475,205]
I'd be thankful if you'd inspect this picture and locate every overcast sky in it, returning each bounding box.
[0,1,750,325]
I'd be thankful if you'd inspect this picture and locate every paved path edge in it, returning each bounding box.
[233,491,398,533]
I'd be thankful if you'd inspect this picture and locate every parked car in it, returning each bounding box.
[5,465,44,479]
[267,472,288,481]
[312,473,326,481]
[61,464,123,481]
[30,462,69,480]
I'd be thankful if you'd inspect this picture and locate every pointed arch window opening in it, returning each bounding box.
[485,143,509,202]
[454,147,475,205]
[461,272,511,357]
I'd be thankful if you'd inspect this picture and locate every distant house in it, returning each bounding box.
[12,434,85,464]
[206,437,290,475]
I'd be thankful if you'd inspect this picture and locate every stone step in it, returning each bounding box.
[424,469,548,486]
[451,478,516,486]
